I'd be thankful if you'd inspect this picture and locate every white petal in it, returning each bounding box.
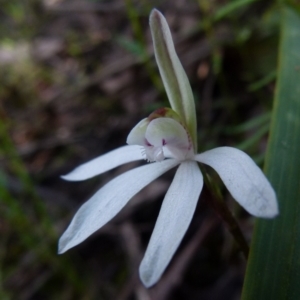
[195,147,278,218]
[139,161,203,287]
[149,9,197,151]
[127,118,149,146]
[58,159,180,253]
[61,145,145,181]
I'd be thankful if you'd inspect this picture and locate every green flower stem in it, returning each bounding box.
[201,166,249,259]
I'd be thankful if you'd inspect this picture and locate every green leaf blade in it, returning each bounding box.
[242,6,300,300]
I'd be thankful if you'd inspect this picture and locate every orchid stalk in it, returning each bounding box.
[58,9,278,288]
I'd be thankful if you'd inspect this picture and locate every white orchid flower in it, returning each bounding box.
[58,9,278,288]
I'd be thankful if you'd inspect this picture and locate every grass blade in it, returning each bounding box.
[242,6,300,299]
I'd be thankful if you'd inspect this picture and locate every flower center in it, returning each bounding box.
[127,108,194,162]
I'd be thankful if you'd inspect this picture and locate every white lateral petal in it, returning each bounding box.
[195,147,278,218]
[58,159,180,253]
[127,118,149,146]
[139,161,203,287]
[61,145,145,181]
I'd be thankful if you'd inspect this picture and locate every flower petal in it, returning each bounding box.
[58,159,180,254]
[149,9,197,151]
[61,145,145,181]
[126,118,149,146]
[195,147,278,218]
[139,161,203,287]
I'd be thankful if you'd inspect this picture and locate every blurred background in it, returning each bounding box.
[0,0,279,299]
